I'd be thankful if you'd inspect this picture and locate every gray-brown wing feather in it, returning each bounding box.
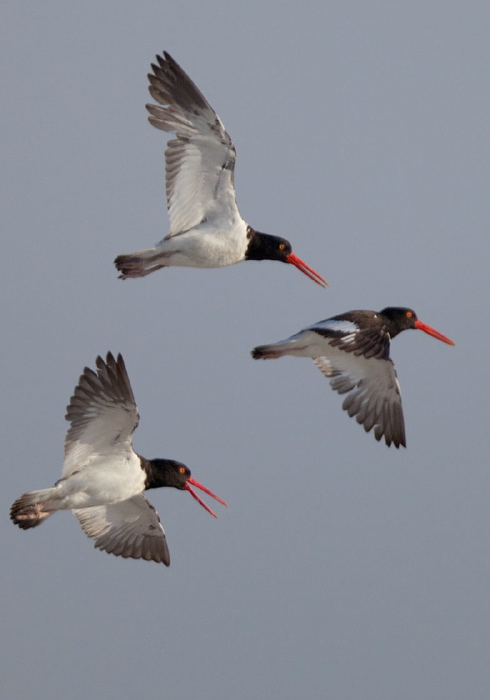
[313,353,406,448]
[145,52,238,235]
[73,495,170,565]
[62,353,139,477]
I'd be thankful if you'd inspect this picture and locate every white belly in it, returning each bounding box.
[158,220,249,268]
[58,455,146,509]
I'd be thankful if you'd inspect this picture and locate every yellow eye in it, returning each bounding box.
[406,311,413,318]
[279,243,286,251]
[179,466,186,474]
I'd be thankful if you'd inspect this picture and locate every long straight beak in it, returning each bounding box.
[286,253,328,288]
[185,476,228,518]
[414,319,455,345]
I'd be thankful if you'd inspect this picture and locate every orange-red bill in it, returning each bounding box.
[414,320,455,346]
[185,476,228,518]
[286,253,328,288]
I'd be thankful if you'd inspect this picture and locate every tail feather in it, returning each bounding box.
[251,344,285,360]
[114,248,166,279]
[251,334,314,360]
[10,488,58,530]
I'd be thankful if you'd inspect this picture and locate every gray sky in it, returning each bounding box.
[2,2,489,698]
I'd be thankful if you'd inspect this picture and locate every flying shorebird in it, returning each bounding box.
[10,353,226,565]
[251,307,455,448]
[114,51,327,287]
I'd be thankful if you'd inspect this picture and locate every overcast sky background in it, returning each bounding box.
[2,2,489,698]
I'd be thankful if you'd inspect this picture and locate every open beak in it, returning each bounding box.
[414,320,455,346]
[286,253,328,288]
[185,477,228,518]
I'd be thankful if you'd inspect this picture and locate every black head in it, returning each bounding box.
[245,227,328,287]
[379,307,420,338]
[144,458,227,518]
[245,229,292,262]
[145,458,191,490]
[379,307,455,344]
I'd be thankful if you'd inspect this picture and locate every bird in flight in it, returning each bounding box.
[10,353,226,565]
[114,51,327,288]
[251,307,454,448]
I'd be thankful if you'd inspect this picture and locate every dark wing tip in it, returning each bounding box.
[65,352,135,422]
[379,433,406,449]
[93,539,170,566]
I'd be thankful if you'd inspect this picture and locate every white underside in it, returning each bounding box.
[49,453,146,511]
[132,217,249,268]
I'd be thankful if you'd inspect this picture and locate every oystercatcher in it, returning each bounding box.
[114,51,327,288]
[10,353,226,565]
[251,308,455,448]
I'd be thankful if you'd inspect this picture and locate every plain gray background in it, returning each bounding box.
[2,2,489,698]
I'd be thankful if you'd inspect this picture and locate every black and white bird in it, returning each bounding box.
[114,51,327,288]
[251,308,455,448]
[10,353,226,565]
